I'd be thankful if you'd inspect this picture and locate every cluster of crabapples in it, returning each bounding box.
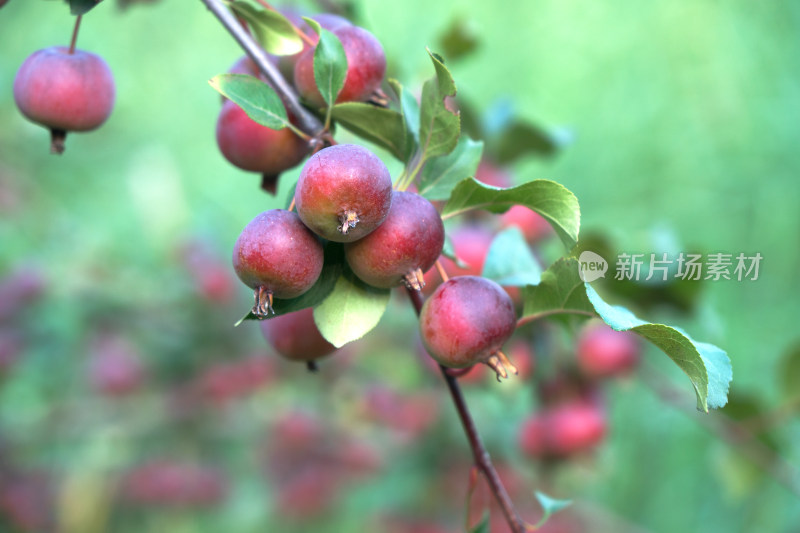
[216,12,386,192]
[232,141,521,379]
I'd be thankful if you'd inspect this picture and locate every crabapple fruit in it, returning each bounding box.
[419,276,517,378]
[295,144,392,242]
[576,322,641,379]
[520,400,608,459]
[260,307,337,362]
[345,191,444,290]
[13,46,115,154]
[232,210,324,317]
[500,205,553,244]
[215,99,309,193]
[294,24,386,107]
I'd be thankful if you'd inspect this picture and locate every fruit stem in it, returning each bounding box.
[50,129,67,155]
[68,15,82,54]
[306,361,319,373]
[287,197,296,212]
[202,0,324,138]
[261,173,278,196]
[434,259,450,283]
[406,287,528,533]
[253,0,317,47]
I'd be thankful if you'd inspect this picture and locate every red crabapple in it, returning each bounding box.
[13,46,115,154]
[216,99,309,193]
[295,144,392,242]
[576,322,641,379]
[419,276,518,379]
[294,24,386,107]
[232,210,324,317]
[345,191,444,290]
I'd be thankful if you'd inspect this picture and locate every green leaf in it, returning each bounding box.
[234,242,345,326]
[228,2,303,56]
[418,137,483,201]
[519,258,732,412]
[521,258,593,318]
[418,49,460,162]
[69,0,101,15]
[469,511,490,533]
[313,271,390,347]
[209,74,289,129]
[388,79,419,162]
[331,103,407,160]
[534,491,572,529]
[304,18,348,108]
[441,234,468,269]
[481,227,542,286]
[441,178,580,250]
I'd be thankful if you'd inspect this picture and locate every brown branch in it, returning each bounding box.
[406,287,528,533]
[200,0,324,138]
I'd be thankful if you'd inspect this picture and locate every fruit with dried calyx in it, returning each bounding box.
[232,210,324,317]
[295,144,392,242]
[419,276,518,379]
[344,191,444,290]
[13,46,115,154]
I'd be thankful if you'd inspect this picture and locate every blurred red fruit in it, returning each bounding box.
[121,461,228,508]
[519,399,607,459]
[576,322,641,379]
[88,334,145,396]
[475,159,513,188]
[500,205,553,244]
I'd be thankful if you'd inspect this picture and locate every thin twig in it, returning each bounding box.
[406,287,528,533]
[68,14,82,54]
[200,0,323,138]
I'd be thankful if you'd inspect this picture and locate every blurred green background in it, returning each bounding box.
[0,0,798,532]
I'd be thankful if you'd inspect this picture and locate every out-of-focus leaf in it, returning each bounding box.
[469,511,490,533]
[491,121,563,164]
[418,137,483,200]
[437,16,479,61]
[313,270,390,347]
[482,227,542,286]
[441,234,468,269]
[69,0,101,15]
[209,74,289,129]
[778,341,800,400]
[520,258,732,411]
[234,243,344,326]
[229,2,303,55]
[331,103,407,160]
[304,18,347,108]
[419,49,460,162]
[441,178,580,250]
[534,491,572,529]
